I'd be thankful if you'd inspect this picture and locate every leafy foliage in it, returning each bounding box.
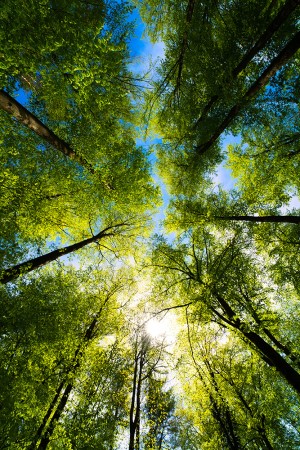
[1,0,300,448]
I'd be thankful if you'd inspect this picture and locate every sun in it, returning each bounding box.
[146,315,178,343]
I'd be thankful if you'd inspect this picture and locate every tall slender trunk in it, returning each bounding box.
[27,381,66,450]
[245,303,300,367]
[215,215,300,224]
[174,0,196,94]
[205,361,242,450]
[243,329,300,392]
[197,30,300,154]
[135,355,144,450]
[129,351,144,450]
[213,293,300,394]
[0,223,126,283]
[186,311,241,449]
[194,0,299,127]
[29,309,104,449]
[0,90,95,174]
[257,415,275,450]
[187,306,274,448]
[37,383,73,450]
[129,343,148,450]
[262,327,299,367]
[129,353,139,450]
[218,368,274,449]
[208,392,241,450]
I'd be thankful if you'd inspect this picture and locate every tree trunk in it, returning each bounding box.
[29,311,104,449]
[0,90,96,175]
[228,381,274,450]
[186,311,241,448]
[258,415,275,450]
[174,0,196,95]
[215,215,300,224]
[129,350,140,450]
[243,329,300,393]
[197,30,300,154]
[262,327,299,367]
[0,223,126,283]
[232,0,299,78]
[37,383,73,450]
[246,304,300,367]
[213,293,300,394]
[205,361,242,450]
[27,381,65,450]
[194,0,299,127]
[135,355,144,450]
[129,347,146,450]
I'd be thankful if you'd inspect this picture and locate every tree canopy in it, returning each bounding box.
[0,0,300,448]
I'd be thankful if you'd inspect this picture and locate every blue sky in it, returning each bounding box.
[127,11,242,234]
[13,5,299,247]
[128,13,300,221]
[128,8,165,77]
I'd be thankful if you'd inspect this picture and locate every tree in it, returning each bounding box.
[140,0,300,193]
[0,265,133,449]
[151,227,300,394]
[185,322,242,450]
[0,0,159,276]
[167,186,300,227]
[195,30,300,155]
[143,376,177,450]
[176,321,300,448]
[1,0,300,447]
[60,341,131,450]
[0,90,96,175]
[128,329,168,450]
[227,87,300,207]
[0,221,131,283]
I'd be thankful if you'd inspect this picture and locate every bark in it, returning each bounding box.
[37,383,73,450]
[129,350,144,450]
[194,0,299,127]
[174,0,196,96]
[0,222,127,283]
[213,293,300,394]
[186,310,241,449]
[135,355,144,450]
[27,381,66,450]
[196,30,300,154]
[29,311,103,449]
[129,353,139,450]
[262,327,299,366]
[0,90,97,173]
[215,215,300,224]
[205,361,242,450]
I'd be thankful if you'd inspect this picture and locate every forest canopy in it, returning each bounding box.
[0,0,300,448]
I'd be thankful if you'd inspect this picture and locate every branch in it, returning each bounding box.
[196,30,300,154]
[152,302,194,317]
[194,0,300,127]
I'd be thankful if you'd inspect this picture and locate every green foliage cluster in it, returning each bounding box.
[0,0,300,448]
[139,0,300,448]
